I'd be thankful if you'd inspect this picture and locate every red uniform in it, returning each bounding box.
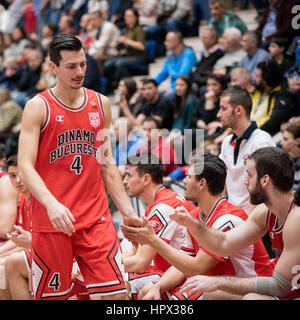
[172,197,273,300]
[30,88,126,299]
[266,200,300,300]
[127,186,196,299]
[16,194,32,232]
[0,171,9,244]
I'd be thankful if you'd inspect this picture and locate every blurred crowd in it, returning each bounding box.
[0,0,300,185]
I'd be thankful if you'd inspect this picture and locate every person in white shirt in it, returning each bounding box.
[217,85,275,214]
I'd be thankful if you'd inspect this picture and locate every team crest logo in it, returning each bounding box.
[88,112,100,128]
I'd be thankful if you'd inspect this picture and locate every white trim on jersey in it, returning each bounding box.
[48,87,88,112]
[211,214,256,277]
[39,95,51,133]
[148,203,186,250]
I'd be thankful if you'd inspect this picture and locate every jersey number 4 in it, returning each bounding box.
[70,155,83,174]
[48,273,61,291]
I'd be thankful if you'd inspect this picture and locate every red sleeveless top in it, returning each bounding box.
[31,87,109,232]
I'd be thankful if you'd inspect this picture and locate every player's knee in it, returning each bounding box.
[5,252,23,276]
[242,293,262,300]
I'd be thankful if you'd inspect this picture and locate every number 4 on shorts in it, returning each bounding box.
[70,155,83,174]
[49,273,61,291]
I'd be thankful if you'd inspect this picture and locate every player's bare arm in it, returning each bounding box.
[273,207,300,287]
[122,216,219,276]
[18,96,75,236]
[123,243,157,273]
[0,175,18,239]
[99,94,142,226]
[180,274,256,298]
[171,204,268,257]
[138,266,186,300]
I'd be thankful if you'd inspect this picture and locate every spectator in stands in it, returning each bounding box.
[0,86,22,143]
[58,14,75,34]
[238,30,271,80]
[257,0,296,48]
[117,77,138,118]
[213,27,244,78]
[82,53,101,92]
[9,27,31,64]
[87,10,120,74]
[208,0,247,37]
[113,117,145,176]
[171,75,198,133]
[191,73,227,139]
[230,67,256,94]
[157,0,194,36]
[251,60,298,136]
[11,48,44,108]
[2,33,14,62]
[138,118,179,176]
[285,64,300,114]
[119,78,148,128]
[107,0,133,30]
[23,0,37,36]
[0,0,25,34]
[281,124,300,192]
[103,8,146,91]
[268,37,294,76]
[190,26,224,91]
[137,79,174,131]
[133,0,160,29]
[155,31,197,92]
[0,56,21,91]
[40,23,57,54]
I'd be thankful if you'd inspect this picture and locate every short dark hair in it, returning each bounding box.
[4,154,18,170]
[143,78,158,87]
[194,154,227,196]
[127,152,165,184]
[270,37,289,52]
[221,85,252,118]
[250,147,294,192]
[49,33,84,66]
[256,60,283,88]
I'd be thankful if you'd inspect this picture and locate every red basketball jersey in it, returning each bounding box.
[266,200,296,259]
[16,194,32,232]
[31,87,108,232]
[144,186,196,272]
[181,197,273,277]
[0,171,9,243]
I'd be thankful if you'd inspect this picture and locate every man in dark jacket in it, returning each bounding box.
[251,60,298,136]
[12,48,44,108]
[257,0,296,48]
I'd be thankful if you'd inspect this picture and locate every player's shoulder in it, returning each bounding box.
[285,206,300,229]
[24,93,47,111]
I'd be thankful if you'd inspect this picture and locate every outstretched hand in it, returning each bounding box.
[121,216,156,245]
[181,275,219,298]
[170,206,193,227]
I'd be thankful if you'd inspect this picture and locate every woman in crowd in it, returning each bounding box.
[281,124,300,192]
[103,7,146,90]
[171,75,198,133]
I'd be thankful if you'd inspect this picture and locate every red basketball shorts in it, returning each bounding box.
[31,214,126,300]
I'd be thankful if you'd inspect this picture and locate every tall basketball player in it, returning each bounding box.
[18,33,141,300]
